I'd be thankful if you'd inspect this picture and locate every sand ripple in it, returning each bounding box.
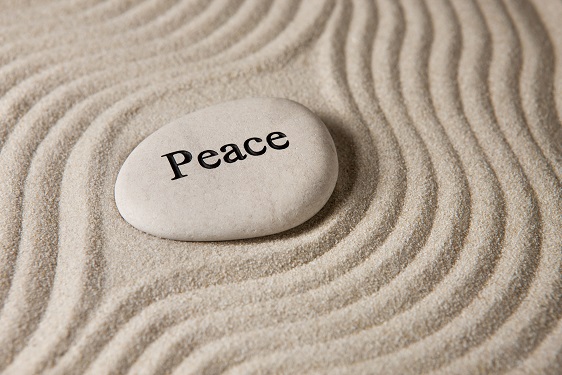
[0,0,560,374]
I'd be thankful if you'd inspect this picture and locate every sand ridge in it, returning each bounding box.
[0,0,560,374]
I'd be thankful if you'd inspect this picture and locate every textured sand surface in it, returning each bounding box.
[0,0,561,374]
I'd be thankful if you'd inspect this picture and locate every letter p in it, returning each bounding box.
[161,150,192,180]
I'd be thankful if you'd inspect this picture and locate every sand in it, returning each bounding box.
[0,0,560,374]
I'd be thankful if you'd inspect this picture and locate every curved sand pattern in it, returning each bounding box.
[0,0,560,374]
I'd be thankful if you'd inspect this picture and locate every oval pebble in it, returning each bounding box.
[114,98,338,241]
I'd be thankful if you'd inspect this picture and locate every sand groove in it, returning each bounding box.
[0,0,560,374]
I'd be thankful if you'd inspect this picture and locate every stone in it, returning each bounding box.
[114,98,338,241]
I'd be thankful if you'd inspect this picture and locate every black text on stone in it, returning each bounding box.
[161,131,289,180]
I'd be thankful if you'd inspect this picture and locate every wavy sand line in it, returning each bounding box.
[0,0,213,80]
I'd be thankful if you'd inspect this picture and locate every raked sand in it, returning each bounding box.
[0,0,561,374]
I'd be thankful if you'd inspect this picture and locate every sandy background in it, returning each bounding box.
[0,0,561,374]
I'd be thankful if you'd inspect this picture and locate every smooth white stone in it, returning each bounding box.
[114,98,338,241]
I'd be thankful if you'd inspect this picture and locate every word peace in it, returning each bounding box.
[161,131,289,180]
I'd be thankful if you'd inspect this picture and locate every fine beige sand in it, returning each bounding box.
[0,0,561,374]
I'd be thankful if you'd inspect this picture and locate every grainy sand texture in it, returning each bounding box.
[0,0,561,374]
